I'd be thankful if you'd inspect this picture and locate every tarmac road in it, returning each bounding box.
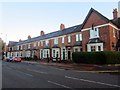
[2,60,120,89]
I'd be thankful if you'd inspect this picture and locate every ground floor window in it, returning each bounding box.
[75,48,78,52]
[87,43,103,52]
[91,46,96,52]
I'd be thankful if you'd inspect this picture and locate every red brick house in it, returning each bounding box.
[7,8,120,61]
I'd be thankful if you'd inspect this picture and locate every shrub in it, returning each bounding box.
[72,51,120,64]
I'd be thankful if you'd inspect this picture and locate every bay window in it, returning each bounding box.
[90,27,99,39]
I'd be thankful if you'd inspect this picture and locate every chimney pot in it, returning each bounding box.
[40,31,44,36]
[28,35,31,39]
[19,39,22,42]
[113,8,118,19]
[60,24,65,30]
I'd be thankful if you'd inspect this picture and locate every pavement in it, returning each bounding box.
[22,60,120,73]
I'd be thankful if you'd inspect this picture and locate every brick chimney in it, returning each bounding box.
[19,39,22,42]
[60,24,65,30]
[113,8,118,19]
[40,31,44,36]
[28,35,31,39]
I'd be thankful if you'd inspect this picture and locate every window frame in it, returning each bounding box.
[68,35,71,43]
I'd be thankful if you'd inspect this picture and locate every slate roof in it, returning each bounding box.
[111,17,120,28]
[8,41,18,47]
[16,24,82,45]
[9,8,120,47]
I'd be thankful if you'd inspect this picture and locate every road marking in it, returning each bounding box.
[48,80,72,89]
[27,69,48,74]
[65,76,120,88]
[16,70,33,77]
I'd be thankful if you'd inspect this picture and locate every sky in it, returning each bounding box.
[0,0,120,44]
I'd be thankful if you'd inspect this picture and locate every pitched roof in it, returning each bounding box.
[81,8,110,29]
[111,17,120,28]
[16,24,82,45]
[8,41,18,47]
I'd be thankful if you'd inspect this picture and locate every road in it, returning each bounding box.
[2,60,120,89]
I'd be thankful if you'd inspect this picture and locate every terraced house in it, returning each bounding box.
[7,8,120,61]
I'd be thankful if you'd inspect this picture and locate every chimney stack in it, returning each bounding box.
[28,35,31,39]
[113,8,118,19]
[19,39,22,42]
[40,31,44,36]
[60,23,65,30]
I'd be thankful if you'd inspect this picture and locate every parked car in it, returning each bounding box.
[13,57,21,62]
[6,56,14,62]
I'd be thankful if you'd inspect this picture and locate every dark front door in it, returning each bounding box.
[63,49,65,60]
[68,51,71,60]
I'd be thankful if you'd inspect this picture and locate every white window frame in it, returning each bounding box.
[45,40,49,46]
[41,41,43,46]
[76,34,79,41]
[34,42,36,47]
[90,27,99,39]
[28,43,30,49]
[54,38,58,44]
[113,28,116,37]
[68,35,71,43]
[62,36,64,44]
[38,41,40,46]
[79,33,82,41]
[87,43,103,52]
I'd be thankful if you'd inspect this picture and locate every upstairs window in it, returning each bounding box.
[45,40,49,46]
[34,42,36,47]
[28,44,30,48]
[41,41,43,46]
[79,33,82,41]
[76,33,82,41]
[68,35,71,43]
[54,38,58,44]
[62,36,64,44]
[17,46,19,50]
[90,27,99,39]
[76,34,79,41]
[113,28,116,37]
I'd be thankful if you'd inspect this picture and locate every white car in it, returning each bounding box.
[6,56,14,62]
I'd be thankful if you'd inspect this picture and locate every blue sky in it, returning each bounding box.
[0,1,120,44]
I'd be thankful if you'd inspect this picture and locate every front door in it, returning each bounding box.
[41,50,43,59]
[63,49,65,60]
[68,50,71,60]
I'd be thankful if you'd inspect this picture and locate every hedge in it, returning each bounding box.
[72,51,120,64]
